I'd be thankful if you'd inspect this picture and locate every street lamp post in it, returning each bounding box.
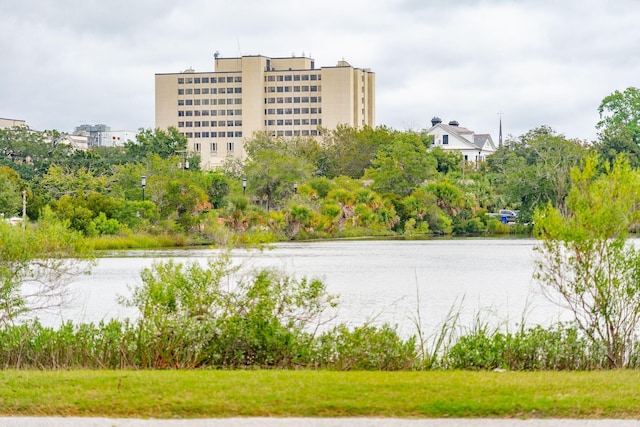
[242,178,247,195]
[141,175,146,201]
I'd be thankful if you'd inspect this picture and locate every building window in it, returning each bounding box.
[211,77,217,83]
[277,75,284,82]
[294,108,300,114]
[178,89,184,95]
[210,142,217,152]
[202,121,209,126]
[267,87,276,93]
[178,78,184,84]
[293,75,300,81]
[443,135,449,145]
[202,110,209,115]
[302,85,309,92]
[277,109,284,115]
[301,97,309,103]
[219,131,225,137]
[194,99,201,106]
[302,75,309,81]
[285,75,292,81]
[202,132,209,137]
[277,87,284,93]
[277,97,284,104]
[186,122,193,127]
[178,100,185,106]
[178,111,185,117]
[285,119,292,126]
[185,78,193,84]
[285,108,292,114]
[285,130,293,136]
[310,85,318,92]
[294,119,300,125]
[234,76,242,82]
[194,89,201,95]
[194,78,200,84]
[195,121,201,127]
[267,75,275,82]
[194,143,201,150]
[202,77,209,83]
[211,132,217,137]
[178,121,185,127]
[227,120,233,127]
[234,109,242,115]
[185,89,193,95]
[185,111,193,116]
[234,98,242,104]
[202,99,209,105]
[277,119,284,126]
[235,120,242,126]
[202,88,209,94]
[227,142,234,151]
[185,100,193,105]
[294,86,300,92]
[211,110,217,116]
[267,120,275,126]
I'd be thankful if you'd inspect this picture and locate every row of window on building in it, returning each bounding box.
[178,98,242,106]
[265,85,320,93]
[178,109,243,117]
[178,87,242,95]
[178,76,241,84]
[178,121,242,128]
[265,118,321,126]
[176,74,322,85]
[265,96,321,104]
[181,131,242,139]
[265,74,321,82]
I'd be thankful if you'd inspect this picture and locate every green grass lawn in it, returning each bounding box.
[1,370,640,419]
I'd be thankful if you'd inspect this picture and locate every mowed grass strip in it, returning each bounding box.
[1,370,639,419]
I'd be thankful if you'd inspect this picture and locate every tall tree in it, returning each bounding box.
[364,132,437,196]
[242,134,313,211]
[486,126,588,222]
[534,155,640,368]
[125,127,192,165]
[597,87,640,144]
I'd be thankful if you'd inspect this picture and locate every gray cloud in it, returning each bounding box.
[1,0,639,142]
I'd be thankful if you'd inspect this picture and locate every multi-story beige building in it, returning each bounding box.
[155,55,375,169]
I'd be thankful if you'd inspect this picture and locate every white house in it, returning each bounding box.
[425,117,497,162]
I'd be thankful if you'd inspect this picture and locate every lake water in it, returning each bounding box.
[44,238,572,335]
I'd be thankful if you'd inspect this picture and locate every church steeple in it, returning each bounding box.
[498,112,503,147]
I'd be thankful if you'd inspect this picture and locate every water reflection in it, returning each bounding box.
[43,238,572,335]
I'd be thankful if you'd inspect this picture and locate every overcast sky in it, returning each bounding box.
[1,0,639,142]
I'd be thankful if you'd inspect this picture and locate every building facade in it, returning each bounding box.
[156,55,375,169]
[424,117,496,163]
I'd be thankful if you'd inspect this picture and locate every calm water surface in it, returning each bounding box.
[49,238,571,334]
